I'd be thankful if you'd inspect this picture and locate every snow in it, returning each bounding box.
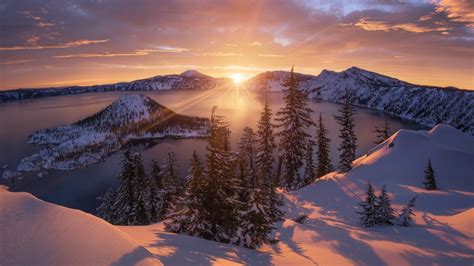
[0,185,162,266]
[180,70,208,78]
[2,124,472,265]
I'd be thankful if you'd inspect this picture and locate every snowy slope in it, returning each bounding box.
[245,67,474,134]
[0,70,230,103]
[0,185,162,266]
[120,125,474,265]
[15,94,209,171]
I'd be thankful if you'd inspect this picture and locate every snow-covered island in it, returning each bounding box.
[16,94,209,171]
[1,125,473,265]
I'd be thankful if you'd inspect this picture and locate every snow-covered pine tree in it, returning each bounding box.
[96,187,116,223]
[146,160,164,222]
[303,140,315,186]
[198,106,240,242]
[276,66,314,189]
[256,100,277,187]
[233,188,274,249]
[160,151,182,218]
[376,185,396,225]
[423,159,437,190]
[357,182,378,227]
[397,196,417,227]
[97,150,137,225]
[165,151,208,235]
[374,121,392,145]
[315,113,332,178]
[131,152,150,225]
[334,91,358,172]
[238,127,257,185]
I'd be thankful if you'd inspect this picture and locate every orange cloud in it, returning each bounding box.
[435,0,474,27]
[53,47,188,58]
[0,59,36,65]
[355,18,450,33]
[0,39,110,51]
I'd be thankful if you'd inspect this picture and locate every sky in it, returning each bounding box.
[0,0,473,90]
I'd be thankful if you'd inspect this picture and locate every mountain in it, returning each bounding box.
[245,67,474,134]
[16,94,209,171]
[0,70,230,103]
[0,185,161,265]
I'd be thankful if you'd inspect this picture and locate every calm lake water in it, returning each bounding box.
[0,89,426,213]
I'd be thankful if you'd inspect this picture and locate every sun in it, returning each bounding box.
[230,73,244,85]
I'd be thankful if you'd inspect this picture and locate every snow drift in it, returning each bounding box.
[0,185,161,266]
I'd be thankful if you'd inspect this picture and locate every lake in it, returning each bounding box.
[0,89,426,214]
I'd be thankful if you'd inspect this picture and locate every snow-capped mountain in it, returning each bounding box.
[245,67,474,134]
[18,94,209,171]
[0,70,229,103]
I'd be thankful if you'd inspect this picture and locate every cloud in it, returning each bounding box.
[248,41,262,46]
[0,59,36,65]
[0,39,109,51]
[53,46,188,58]
[354,18,450,33]
[257,54,283,57]
[194,52,244,56]
[435,0,474,27]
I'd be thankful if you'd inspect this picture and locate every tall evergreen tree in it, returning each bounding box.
[376,185,396,225]
[146,160,164,222]
[315,113,332,178]
[423,159,437,190]
[131,153,150,225]
[256,100,277,188]
[397,196,417,227]
[238,127,257,185]
[165,151,207,235]
[334,91,358,172]
[197,106,240,242]
[276,66,314,189]
[97,150,139,225]
[374,121,392,145]
[357,182,378,227]
[303,140,315,186]
[233,188,274,249]
[160,151,181,218]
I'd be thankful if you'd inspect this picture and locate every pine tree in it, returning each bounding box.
[256,100,277,187]
[238,127,257,185]
[146,160,163,222]
[334,91,358,172]
[397,196,417,227]
[131,152,150,225]
[376,185,396,225]
[303,140,315,186]
[165,151,207,235]
[276,66,314,189]
[423,159,437,190]
[315,113,332,178]
[233,188,274,249]
[160,151,181,218]
[357,182,378,227]
[97,150,137,225]
[374,121,392,145]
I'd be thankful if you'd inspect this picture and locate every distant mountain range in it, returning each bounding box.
[246,67,474,134]
[0,70,230,103]
[1,67,472,134]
